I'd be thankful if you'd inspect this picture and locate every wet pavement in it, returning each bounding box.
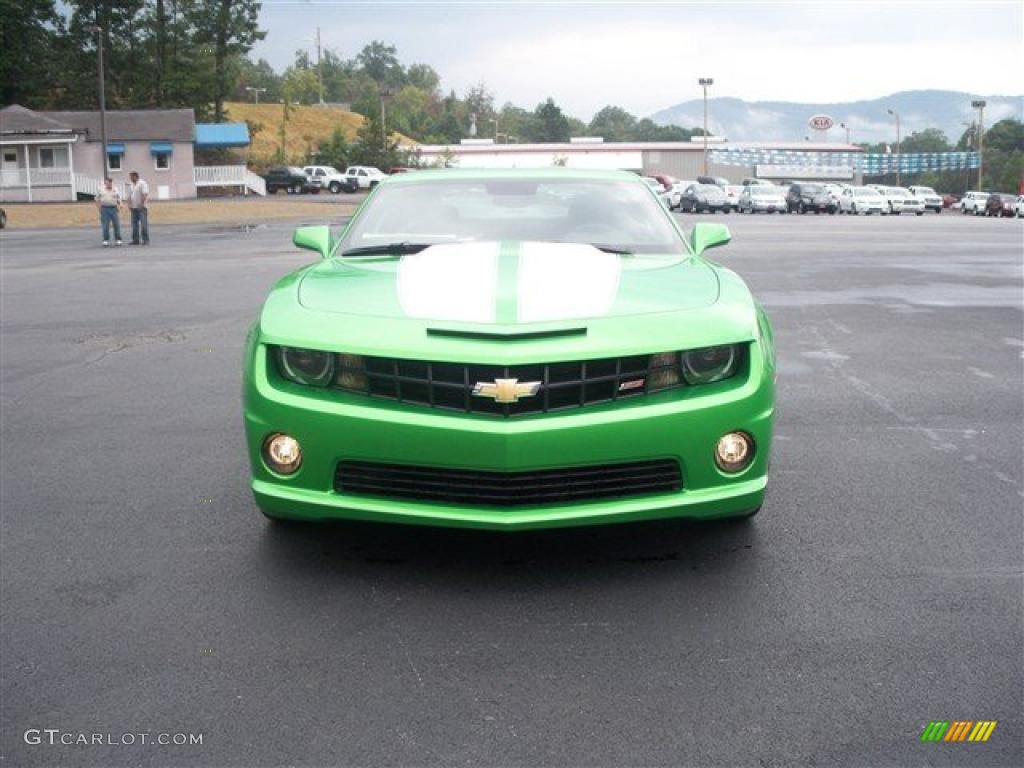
[2,212,1022,766]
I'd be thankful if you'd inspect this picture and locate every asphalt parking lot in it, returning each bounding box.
[2,212,1022,766]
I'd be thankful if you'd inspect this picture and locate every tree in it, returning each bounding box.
[406,63,440,94]
[899,128,951,154]
[356,40,402,87]
[0,0,64,107]
[531,98,570,143]
[281,66,319,104]
[588,106,637,142]
[189,0,265,121]
[315,126,351,169]
[352,106,400,169]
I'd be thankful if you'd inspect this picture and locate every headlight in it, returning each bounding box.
[276,346,334,386]
[682,345,740,385]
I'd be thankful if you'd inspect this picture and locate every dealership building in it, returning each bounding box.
[414,137,866,184]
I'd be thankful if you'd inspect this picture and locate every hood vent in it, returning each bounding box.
[427,327,587,341]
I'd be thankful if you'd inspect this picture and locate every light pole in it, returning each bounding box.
[698,77,713,176]
[94,25,109,174]
[245,86,266,104]
[839,121,850,144]
[971,99,986,189]
[489,117,500,143]
[887,108,901,185]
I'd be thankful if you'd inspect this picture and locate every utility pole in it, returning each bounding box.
[316,26,324,105]
[699,77,713,176]
[887,108,901,185]
[95,25,109,174]
[971,99,986,189]
[840,122,850,144]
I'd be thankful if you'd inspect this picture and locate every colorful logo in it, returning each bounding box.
[920,721,997,742]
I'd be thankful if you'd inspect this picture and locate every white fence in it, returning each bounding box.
[1,167,74,188]
[74,174,128,198]
[194,165,265,196]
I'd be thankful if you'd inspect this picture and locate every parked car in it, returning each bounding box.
[264,166,319,195]
[738,185,787,214]
[878,186,926,215]
[786,183,835,214]
[1016,195,1024,218]
[741,177,774,187]
[0,208,5,228]
[303,165,359,194]
[943,193,962,209]
[344,165,386,190]
[824,183,848,209]
[908,185,943,214]
[696,175,729,188]
[679,183,730,213]
[960,190,990,215]
[246,169,774,527]
[723,184,745,211]
[984,193,1017,218]
[650,174,678,192]
[838,186,886,215]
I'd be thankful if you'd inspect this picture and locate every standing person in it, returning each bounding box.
[96,177,123,246]
[128,171,150,245]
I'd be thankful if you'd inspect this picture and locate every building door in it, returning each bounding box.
[1,146,22,188]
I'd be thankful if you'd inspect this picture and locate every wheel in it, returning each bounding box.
[722,207,730,214]
[916,211,923,216]
[798,202,806,214]
[852,204,858,215]
[369,180,379,189]
[329,181,341,194]
[292,183,302,194]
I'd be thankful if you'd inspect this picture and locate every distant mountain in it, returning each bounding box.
[649,90,1022,145]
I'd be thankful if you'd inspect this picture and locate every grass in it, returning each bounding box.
[0,197,359,230]
[224,101,414,167]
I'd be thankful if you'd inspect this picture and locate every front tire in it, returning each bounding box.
[329,181,341,194]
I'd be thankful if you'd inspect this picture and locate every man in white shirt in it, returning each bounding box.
[128,171,150,245]
[95,177,122,246]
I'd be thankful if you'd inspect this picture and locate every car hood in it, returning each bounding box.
[259,241,759,361]
[298,241,718,322]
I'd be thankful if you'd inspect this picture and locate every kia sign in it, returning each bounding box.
[808,114,835,131]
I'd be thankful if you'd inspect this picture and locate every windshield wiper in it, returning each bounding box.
[339,242,434,258]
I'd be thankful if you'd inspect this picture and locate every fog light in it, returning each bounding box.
[263,433,302,474]
[715,431,753,472]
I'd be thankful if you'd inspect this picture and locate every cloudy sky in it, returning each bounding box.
[252,0,1022,120]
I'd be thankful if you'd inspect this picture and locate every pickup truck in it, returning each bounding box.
[303,165,359,194]
[344,165,386,190]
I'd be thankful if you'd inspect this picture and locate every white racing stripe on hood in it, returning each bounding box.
[396,242,500,323]
[517,242,621,323]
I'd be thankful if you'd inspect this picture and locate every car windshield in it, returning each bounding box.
[916,187,936,195]
[337,177,687,256]
[751,187,778,197]
[287,167,305,175]
[856,188,882,197]
[801,184,823,194]
[890,188,911,195]
[697,184,723,194]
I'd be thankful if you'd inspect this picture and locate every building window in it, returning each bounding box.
[37,147,68,168]
[107,153,122,171]
[154,152,171,170]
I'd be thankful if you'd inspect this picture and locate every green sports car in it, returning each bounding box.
[243,168,775,530]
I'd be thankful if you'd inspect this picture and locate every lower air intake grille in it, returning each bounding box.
[334,459,682,508]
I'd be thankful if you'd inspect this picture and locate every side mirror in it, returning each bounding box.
[690,222,731,257]
[292,225,331,259]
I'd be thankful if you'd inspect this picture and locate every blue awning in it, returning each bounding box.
[105,142,125,155]
[194,123,250,149]
[150,141,173,154]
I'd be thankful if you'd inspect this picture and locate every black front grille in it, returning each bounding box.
[334,353,683,417]
[335,459,683,507]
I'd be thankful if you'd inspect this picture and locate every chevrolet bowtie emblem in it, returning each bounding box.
[472,378,542,404]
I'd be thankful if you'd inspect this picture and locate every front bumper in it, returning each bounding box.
[243,343,774,530]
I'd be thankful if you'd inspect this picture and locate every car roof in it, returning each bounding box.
[378,167,643,185]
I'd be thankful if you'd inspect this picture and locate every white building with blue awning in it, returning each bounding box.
[1,105,258,202]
